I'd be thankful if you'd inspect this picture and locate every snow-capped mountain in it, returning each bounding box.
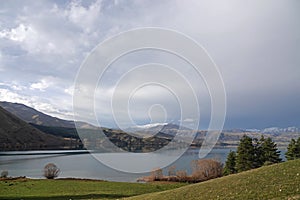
[133,122,169,129]
[262,126,299,133]
[125,123,179,136]
[126,123,168,134]
[242,126,299,133]
[124,123,195,140]
[245,129,261,132]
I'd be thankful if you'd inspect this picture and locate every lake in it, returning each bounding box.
[0,148,286,182]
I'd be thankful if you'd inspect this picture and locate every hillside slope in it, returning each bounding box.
[127,159,300,200]
[0,106,69,150]
[0,101,95,129]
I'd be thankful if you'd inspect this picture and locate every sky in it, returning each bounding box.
[0,0,299,129]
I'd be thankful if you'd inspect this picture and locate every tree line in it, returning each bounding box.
[223,135,300,175]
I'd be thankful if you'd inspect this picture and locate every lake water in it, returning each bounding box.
[0,148,286,182]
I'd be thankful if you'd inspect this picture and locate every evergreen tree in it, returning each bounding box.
[223,150,237,175]
[297,137,300,157]
[253,136,264,168]
[260,137,282,165]
[236,135,255,172]
[232,135,281,174]
[286,137,300,160]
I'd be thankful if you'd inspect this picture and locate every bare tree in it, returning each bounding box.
[44,163,60,179]
[168,165,176,176]
[150,168,163,181]
[1,170,8,178]
[176,170,188,182]
[191,159,223,182]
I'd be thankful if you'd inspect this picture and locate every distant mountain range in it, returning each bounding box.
[128,122,299,135]
[125,123,200,144]
[0,101,299,151]
[245,127,299,133]
[126,122,169,133]
[125,123,183,137]
[0,102,174,152]
[1,101,298,135]
[124,122,300,148]
[261,127,299,133]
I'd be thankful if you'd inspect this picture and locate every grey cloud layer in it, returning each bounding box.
[0,0,299,128]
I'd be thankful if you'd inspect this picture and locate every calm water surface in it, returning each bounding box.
[0,148,286,182]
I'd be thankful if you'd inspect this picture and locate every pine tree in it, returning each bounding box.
[260,137,282,165]
[286,137,300,160]
[223,150,237,175]
[297,137,300,157]
[253,136,264,168]
[236,135,255,172]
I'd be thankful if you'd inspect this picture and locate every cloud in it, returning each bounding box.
[0,82,27,91]
[64,0,102,33]
[0,86,73,120]
[30,79,52,91]
[64,85,75,96]
[0,88,27,103]
[182,118,195,123]
[0,0,299,129]
[1,2,102,58]
[0,23,33,42]
[0,23,63,55]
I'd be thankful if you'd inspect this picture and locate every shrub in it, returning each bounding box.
[44,163,60,179]
[150,168,163,181]
[176,170,188,182]
[167,165,176,176]
[1,170,8,178]
[191,159,223,182]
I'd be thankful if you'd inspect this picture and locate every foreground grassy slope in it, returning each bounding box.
[127,159,300,200]
[0,179,186,200]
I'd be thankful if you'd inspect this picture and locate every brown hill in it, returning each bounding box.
[0,101,96,129]
[0,106,70,151]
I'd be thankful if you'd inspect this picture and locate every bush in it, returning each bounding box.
[176,170,188,182]
[1,170,8,178]
[191,159,223,182]
[150,168,163,181]
[44,163,60,179]
[167,165,176,176]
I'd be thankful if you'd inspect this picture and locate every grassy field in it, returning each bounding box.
[0,178,186,200]
[1,160,300,200]
[127,159,300,200]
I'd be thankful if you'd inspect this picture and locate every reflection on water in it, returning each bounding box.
[0,148,286,182]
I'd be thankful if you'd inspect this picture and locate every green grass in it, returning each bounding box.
[2,160,300,200]
[0,178,186,200]
[127,159,300,200]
